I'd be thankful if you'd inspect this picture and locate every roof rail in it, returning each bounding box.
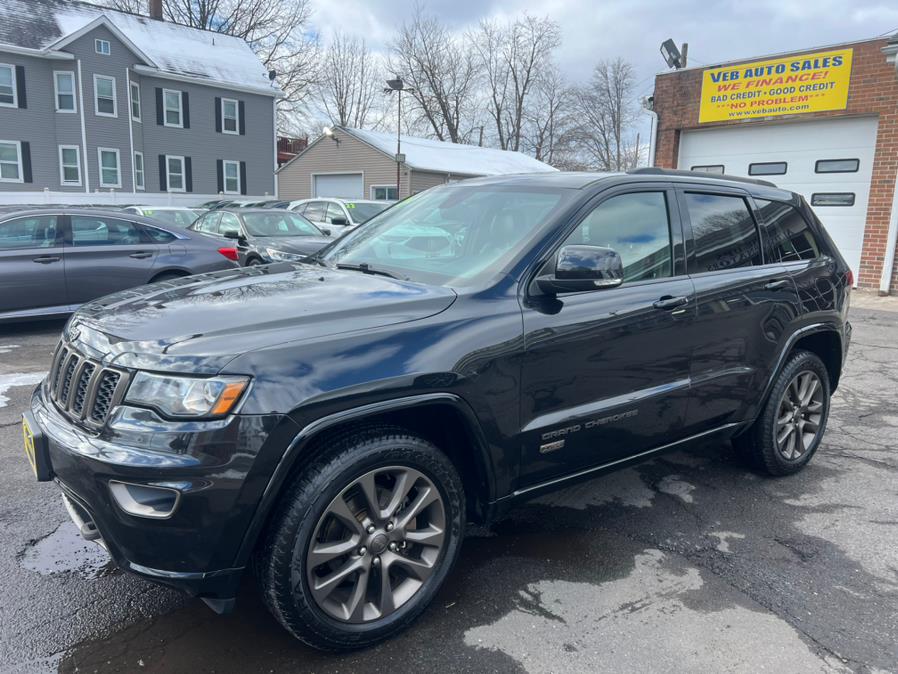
[629,167,777,188]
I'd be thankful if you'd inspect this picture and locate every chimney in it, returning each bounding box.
[149,0,163,20]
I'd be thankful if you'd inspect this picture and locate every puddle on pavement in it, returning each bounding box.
[20,521,119,579]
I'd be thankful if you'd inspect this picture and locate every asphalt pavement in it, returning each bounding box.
[1,295,896,673]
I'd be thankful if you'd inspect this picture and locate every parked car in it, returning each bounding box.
[289,198,393,237]
[0,208,238,321]
[189,208,331,265]
[23,170,851,651]
[197,199,230,210]
[244,200,290,209]
[121,206,204,228]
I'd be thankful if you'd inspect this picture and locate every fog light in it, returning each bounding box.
[109,480,181,519]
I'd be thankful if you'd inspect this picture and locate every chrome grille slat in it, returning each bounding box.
[47,342,127,427]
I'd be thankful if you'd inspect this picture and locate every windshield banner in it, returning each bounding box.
[698,48,852,123]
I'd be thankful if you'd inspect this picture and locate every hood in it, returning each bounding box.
[67,264,457,373]
[256,235,331,255]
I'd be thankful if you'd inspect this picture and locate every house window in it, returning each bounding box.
[134,151,145,190]
[222,160,241,193]
[54,72,76,113]
[166,155,185,192]
[0,140,23,182]
[371,185,398,201]
[130,82,141,122]
[0,64,16,107]
[164,89,183,127]
[97,147,121,188]
[222,98,239,134]
[95,39,111,55]
[94,75,117,117]
[58,145,81,185]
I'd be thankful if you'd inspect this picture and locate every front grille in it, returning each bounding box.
[48,343,128,427]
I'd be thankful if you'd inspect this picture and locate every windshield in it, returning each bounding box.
[143,209,202,227]
[243,212,322,237]
[347,202,391,223]
[320,185,572,286]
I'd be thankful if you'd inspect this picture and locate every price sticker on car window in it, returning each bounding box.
[345,203,356,209]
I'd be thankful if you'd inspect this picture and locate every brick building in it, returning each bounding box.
[651,36,898,293]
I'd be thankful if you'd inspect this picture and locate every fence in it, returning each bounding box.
[0,189,274,207]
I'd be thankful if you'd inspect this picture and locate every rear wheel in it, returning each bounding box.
[255,426,465,650]
[247,258,263,267]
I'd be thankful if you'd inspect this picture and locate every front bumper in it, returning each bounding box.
[29,385,294,604]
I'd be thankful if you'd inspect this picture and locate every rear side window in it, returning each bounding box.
[563,191,673,282]
[143,226,177,243]
[0,216,59,250]
[70,216,143,246]
[756,199,819,263]
[684,192,762,273]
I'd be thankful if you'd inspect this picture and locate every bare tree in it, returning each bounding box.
[472,15,561,151]
[388,4,478,143]
[521,64,578,167]
[574,58,640,171]
[101,0,318,128]
[316,32,383,129]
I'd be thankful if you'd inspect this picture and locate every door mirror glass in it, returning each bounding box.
[223,230,240,240]
[330,217,348,226]
[538,245,623,294]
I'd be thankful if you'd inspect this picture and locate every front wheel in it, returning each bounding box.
[255,426,465,650]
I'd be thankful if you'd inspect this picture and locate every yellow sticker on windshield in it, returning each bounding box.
[144,210,155,215]
[345,203,356,209]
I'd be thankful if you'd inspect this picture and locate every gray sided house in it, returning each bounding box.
[0,0,279,200]
[277,126,557,202]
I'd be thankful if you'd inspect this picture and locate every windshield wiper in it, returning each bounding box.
[336,262,403,279]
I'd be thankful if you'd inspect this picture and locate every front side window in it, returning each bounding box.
[222,98,239,134]
[164,89,182,127]
[684,192,762,273]
[325,203,348,224]
[59,145,81,185]
[54,72,76,112]
[563,191,673,282]
[302,202,327,222]
[0,140,23,182]
[0,215,58,250]
[166,155,185,191]
[134,151,145,190]
[98,148,121,187]
[94,75,117,116]
[71,215,143,246]
[0,64,16,107]
[193,212,221,234]
[223,160,240,193]
[130,82,141,121]
[756,199,819,263]
[218,212,242,237]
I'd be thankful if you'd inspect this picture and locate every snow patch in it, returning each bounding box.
[0,343,21,355]
[0,372,46,408]
[709,531,746,554]
[657,474,696,503]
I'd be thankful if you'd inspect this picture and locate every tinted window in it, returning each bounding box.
[815,159,859,174]
[563,192,672,282]
[219,212,242,237]
[756,199,819,262]
[71,216,143,246]
[0,216,59,250]
[143,226,177,243]
[684,193,761,273]
[748,162,787,176]
[303,202,327,221]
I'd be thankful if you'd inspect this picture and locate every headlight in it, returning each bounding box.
[125,372,249,418]
[265,247,302,261]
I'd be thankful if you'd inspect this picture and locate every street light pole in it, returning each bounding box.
[385,77,413,200]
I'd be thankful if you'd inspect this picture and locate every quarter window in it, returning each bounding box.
[134,151,145,190]
[166,155,185,192]
[222,98,239,134]
[95,39,111,55]
[164,89,182,127]
[0,64,15,107]
[97,148,121,187]
[756,199,819,263]
[130,82,141,121]
[684,192,762,273]
[71,216,143,246]
[0,216,58,250]
[54,72,76,112]
[563,191,673,282]
[94,75,117,116]
[748,162,787,176]
[690,165,724,174]
[58,145,81,185]
[0,140,23,182]
[815,159,859,174]
[223,160,240,193]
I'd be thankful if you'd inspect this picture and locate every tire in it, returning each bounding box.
[735,350,831,476]
[247,258,263,267]
[255,425,465,651]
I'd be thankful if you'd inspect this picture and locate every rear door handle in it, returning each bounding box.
[32,255,61,264]
[129,251,153,259]
[653,295,689,311]
[765,279,790,291]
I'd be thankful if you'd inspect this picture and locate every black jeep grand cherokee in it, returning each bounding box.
[23,169,851,650]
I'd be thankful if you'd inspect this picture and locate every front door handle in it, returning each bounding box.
[32,255,61,264]
[653,295,689,311]
[765,279,790,291]
[129,251,153,259]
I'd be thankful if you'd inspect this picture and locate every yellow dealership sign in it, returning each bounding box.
[699,48,853,123]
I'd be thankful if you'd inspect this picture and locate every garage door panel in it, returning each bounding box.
[313,174,363,199]
[678,117,878,282]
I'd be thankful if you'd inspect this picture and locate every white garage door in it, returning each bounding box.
[313,173,363,199]
[678,117,879,281]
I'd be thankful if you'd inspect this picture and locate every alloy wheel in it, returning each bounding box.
[303,466,446,623]
[775,370,825,460]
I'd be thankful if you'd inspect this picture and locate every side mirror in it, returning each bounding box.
[223,230,247,245]
[536,245,624,295]
[330,217,348,226]
[321,228,332,237]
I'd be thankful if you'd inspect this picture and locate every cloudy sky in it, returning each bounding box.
[309,0,898,104]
